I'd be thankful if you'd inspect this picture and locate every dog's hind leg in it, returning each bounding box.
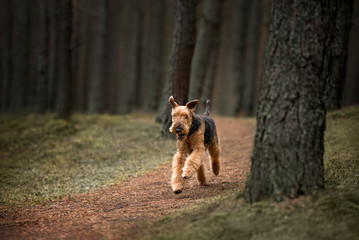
[208,136,220,176]
[196,162,206,185]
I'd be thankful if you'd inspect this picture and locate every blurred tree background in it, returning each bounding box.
[0,0,358,118]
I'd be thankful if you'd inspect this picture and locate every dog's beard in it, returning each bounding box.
[177,133,185,140]
[169,124,189,140]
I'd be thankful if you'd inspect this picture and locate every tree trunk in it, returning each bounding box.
[140,1,165,111]
[244,0,353,203]
[11,0,30,112]
[116,0,141,114]
[35,0,49,113]
[48,0,60,112]
[200,37,220,109]
[213,0,248,116]
[155,0,175,122]
[242,0,260,116]
[199,1,222,112]
[160,0,198,137]
[343,0,359,107]
[88,0,108,113]
[106,0,122,114]
[56,0,72,119]
[27,3,40,112]
[0,0,12,112]
[189,0,222,105]
[324,0,353,111]
[252,0,272,115]
[72,0,85,112]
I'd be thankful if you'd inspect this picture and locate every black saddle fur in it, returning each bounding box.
[187,114,215,148]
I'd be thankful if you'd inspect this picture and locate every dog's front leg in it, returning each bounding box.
[171,152,186,194]
[182,148,205,179]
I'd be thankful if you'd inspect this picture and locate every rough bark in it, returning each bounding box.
[160,0,198,137]
[56,0,72,119]
[244,0,352,203]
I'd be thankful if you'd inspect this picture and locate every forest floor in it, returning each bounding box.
[0,116,256,239]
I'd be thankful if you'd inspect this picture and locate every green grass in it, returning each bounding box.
[0,113,175,206]
[135,106,359,240]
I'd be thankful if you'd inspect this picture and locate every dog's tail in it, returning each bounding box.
[204,100,210,116]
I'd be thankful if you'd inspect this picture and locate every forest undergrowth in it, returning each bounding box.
[0,112,175,206]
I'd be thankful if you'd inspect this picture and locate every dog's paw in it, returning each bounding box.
[212,162,220,176]
[174,189,182,194]
[182,169,194,179]
[172,186,183,194]
[172,184,183,194]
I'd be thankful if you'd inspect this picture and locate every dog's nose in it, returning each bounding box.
[175,128,182,133]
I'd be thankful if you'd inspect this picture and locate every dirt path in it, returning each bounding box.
[0,118,255,239]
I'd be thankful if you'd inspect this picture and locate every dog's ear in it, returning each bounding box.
[169,96,179,108]
[186,99,199,111]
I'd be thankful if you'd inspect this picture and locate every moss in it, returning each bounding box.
[138,106,359,240]
[324,106,359,190]
[141,191,359,240]
[0,113,175,206]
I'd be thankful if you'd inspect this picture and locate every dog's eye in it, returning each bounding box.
[184,115,188,119]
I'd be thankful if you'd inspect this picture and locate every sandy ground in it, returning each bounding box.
[0,117,255,239]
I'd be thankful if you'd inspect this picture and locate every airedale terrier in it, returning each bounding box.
[168,96,220,194]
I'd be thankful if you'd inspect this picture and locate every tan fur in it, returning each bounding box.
[168,96,221,194]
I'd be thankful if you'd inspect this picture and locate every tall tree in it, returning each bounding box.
[140,1,165,111]
[0,0,12,112]
[242,0,260,116]
[252,0,272,114]
[74,0,96,112]
[343,0,359,107]
[27,3,41,111]
[244,0,353,203]
[88,0,108,113]
[56,0,72,119]
[188,0,223,106]
[48,0,60,111]
[155,0,175,122]
[116,0,141,114]
[324,0,353,110]
[213,0,248,116]
[159,0,198,137]
[35,0,49,113]
[106,0,122,114]
[11,0,30,112]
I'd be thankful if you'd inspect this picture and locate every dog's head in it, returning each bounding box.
[168,96,199,138]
